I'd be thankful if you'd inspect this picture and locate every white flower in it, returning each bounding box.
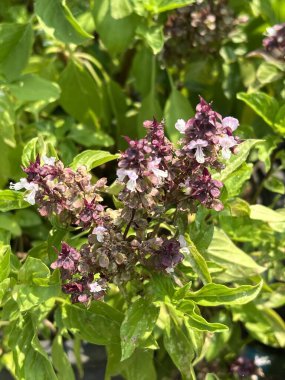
[42,155,56,166]
[10,178,39,205]
[175,119,187,134]
[187,139,208,163]
[165,267,174,274]
[178,235,187,248]
[254,355,271,366]
[89,281,104,293]
[93,226,107,243]
[10,178,29,191]
[116,168,138,192]
[222,116,239,131]
[219,135,237,160]
[266,26,276,37]
[148,158,168,179]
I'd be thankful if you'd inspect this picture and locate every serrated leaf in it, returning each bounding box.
[35,0,92,44]
[120,298,160,360]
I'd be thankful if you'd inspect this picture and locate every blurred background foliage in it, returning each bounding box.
[0,0,285,379]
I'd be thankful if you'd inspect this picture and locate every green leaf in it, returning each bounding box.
[137,24,164,54]
[111,0,133,19]
[137,92,163,137]
[138,0,195,14]
[205,374,220,380]
[59,60,102,126]
[163,304,195,380]
[0,89,16,147]
[0,23,34,81]
[249,205,285,232]
[70,150,119,171]
[0,190,30,212]
[224,163,253,198]
[120,298,160,360]
[164,88,194,142]
[18,257,50,285]
[51,334,76,380]
[264,176,285,194]
[12,316,58,380]
[256,62,282,84]
[61,302,123,345]
[0,245,10,282]
[233,303,285,348]
[185,281,263,306]
[183,235,212,285]
[216,140,261,182]
[7,74,61,102]
[178,300,228,332]
[207,228,265,280]
[92,0,138,55]
[35,0,93,44]
[68,124,114,148]
[237,91,279,128]
[21,137,39,167]
[274,104,285,134]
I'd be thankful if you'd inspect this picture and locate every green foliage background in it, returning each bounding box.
[0,0,284,379]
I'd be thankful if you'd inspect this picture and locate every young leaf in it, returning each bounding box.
[137,24,164,54]
[185,281,263,306]
[35,0,93,44]
[70,150,119,170]
[0,23,34,81]
[120,298,160,360]
[111,0,133,19]
[0,190,30,212]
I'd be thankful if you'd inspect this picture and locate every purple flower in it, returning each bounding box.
[51,242,80,272]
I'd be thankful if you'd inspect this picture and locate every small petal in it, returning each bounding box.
[175,119,187,134]
[222,147,231,160]
[116,168,127,181]
[42,155,56,166]
[10,178,29,191]
[89,282,103,293]
[126,178,137,192]
[24,189,37,205]
[222,117,239,131]
[152,168,168,178]
[195,146,206,163]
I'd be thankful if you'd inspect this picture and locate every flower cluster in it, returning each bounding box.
[11,155,108,229]
[263,23,285,61]
[163,0,235,64]
[230,356,266,379]
[11,97,240,303]
[117,97,240,213]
